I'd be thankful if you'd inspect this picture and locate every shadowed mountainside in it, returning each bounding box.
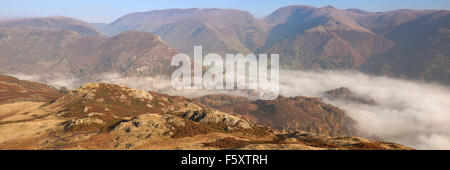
[362,10,450,84]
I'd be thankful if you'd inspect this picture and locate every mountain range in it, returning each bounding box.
[92,5,450,84]
[0,5,448,84]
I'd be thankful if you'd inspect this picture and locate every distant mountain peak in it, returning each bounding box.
[322,5,336,9]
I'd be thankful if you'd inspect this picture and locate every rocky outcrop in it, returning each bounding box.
[180,109,252,129]
[324,87,377,105]
[37,83,258,140]
[109,114,186,149]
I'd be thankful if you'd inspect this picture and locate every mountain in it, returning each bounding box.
[94,6,399,69]
[194,94,357,137]
[0,23,178,79]
[93,8,269,55]
[0,7,447,85]
[0,78,411,150]
[256,5,395,70]
[257,5,450,84]
[259,6,450,83]
[354,9,437,35]
[361,10,450,84]
[0,16,101,36]
[0,74,63,105]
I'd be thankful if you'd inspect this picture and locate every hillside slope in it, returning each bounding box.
[0,74,63,105]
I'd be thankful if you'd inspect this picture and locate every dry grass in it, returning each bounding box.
[203,137,252,148]
[171,121,221,138]
[203,136,287,149]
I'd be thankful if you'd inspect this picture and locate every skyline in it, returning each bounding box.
[2,0,450,23]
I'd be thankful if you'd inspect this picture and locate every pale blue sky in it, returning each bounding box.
[2,0,450,23]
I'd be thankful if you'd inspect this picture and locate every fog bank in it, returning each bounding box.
[277,70,450,150]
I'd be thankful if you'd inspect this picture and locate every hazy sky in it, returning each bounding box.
[2,0,450,23]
